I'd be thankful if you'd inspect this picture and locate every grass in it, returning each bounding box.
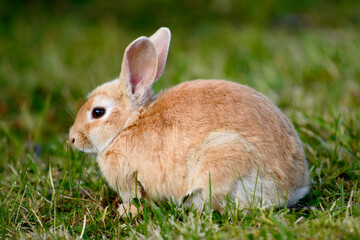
[1,15,360,239]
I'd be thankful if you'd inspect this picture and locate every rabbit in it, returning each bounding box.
[69,27,309,216]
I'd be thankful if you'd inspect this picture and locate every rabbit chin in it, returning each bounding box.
[83,147,98,154]
[88,136,118,155]
[72,140,98,154]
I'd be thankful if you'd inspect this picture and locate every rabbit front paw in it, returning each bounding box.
[117,203,142,219]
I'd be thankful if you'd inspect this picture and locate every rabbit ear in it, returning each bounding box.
[119,37,158,103]
[149,27,171,81]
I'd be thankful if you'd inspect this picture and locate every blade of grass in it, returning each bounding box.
[49,164,57,229]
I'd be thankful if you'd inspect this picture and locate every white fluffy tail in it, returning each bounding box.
[287,187,309,207]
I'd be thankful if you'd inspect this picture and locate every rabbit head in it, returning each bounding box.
[69,27,171,153]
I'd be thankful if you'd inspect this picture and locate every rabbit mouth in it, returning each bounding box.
[73,132,98,153]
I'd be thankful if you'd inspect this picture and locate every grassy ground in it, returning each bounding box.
[1,15,360,239]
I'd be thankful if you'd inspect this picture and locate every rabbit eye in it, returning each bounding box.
[92,107,106,119]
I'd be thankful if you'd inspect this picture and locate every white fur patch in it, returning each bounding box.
[231,174,308,208]
[183,189,205,211]
[231,174,281,208]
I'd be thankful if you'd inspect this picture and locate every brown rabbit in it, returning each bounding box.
[69,27,309,216]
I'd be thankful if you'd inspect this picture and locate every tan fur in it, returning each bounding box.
[69,28,309,215]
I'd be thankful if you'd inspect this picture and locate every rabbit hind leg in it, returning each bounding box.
[186,130,259,212]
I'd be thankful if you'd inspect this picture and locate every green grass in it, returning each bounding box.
[1,15,360,239]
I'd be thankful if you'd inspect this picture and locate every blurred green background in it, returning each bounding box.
[1,0,360,159]
[1,0,359,162]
